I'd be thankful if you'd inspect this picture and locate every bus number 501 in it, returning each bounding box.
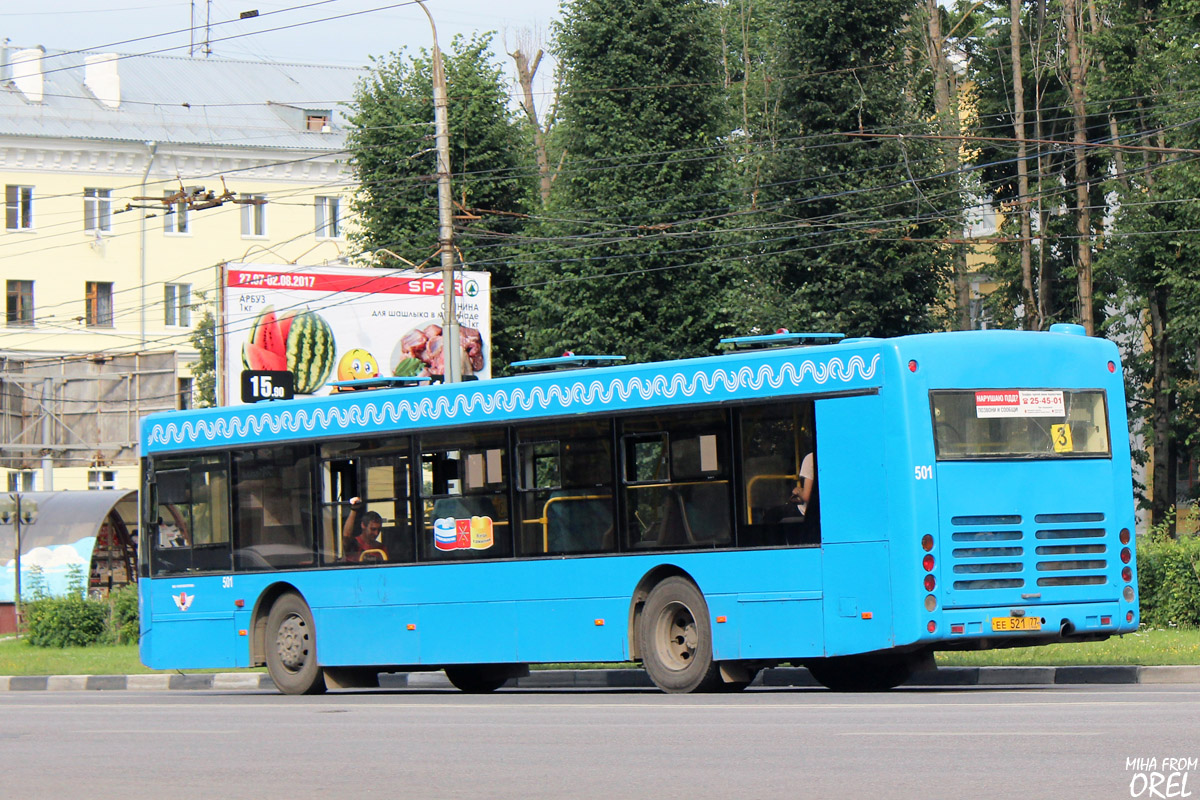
[914,465,933,480]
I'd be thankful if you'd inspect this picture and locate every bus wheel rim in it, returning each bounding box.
[654,601,697,671]
[275,613,310,672]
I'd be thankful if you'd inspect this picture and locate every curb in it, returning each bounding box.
[0,665,1196,692]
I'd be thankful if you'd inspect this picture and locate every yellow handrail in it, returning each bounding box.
[532,493,612,552]
[744,473,797,524]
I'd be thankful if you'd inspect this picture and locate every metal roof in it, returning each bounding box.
[0,490,137,602]
[0,47,367,150]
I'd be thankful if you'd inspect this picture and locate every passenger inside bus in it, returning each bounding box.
[764,451,816,523]
[342,497,388,562]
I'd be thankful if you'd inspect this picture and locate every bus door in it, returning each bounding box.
[814,392,895,657]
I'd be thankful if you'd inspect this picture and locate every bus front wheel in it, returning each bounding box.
[265,593,327,695]
[805,653,915,692]
[639,577,723,693]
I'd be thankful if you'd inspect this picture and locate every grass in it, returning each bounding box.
[1,628,1197,676]
[0,637,264,676]
[935,627,1200,667]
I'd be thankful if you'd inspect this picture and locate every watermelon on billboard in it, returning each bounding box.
[222,263,491,404]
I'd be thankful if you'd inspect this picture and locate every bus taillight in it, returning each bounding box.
[1108,361,1116,373]
[924,595,937,611]
[1120,548,1132,564]
[1124,586,1135,602]
[1120,528,1131,545]
[924,574,936,591]
[1122,566,1132,582]
[908,360,919,373]
[927,620,937,633]
[1127,611,1135,623]
[922,554,935,571]
[921,534,934,552]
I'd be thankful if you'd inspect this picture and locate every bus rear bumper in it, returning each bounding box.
[932,601,1138,650]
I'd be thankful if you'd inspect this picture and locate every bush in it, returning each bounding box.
[22,565,140,648]
[25,595,108,647]
[102,584,140,645]
[1137,517,1200,629]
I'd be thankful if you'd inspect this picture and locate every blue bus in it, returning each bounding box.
[138,325,1139,694]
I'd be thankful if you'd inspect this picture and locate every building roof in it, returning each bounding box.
[0,45,367,150]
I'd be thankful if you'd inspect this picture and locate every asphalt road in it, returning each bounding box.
[2,685,1198,799]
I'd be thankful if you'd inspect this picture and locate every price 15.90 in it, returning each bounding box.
[241,370,294,403]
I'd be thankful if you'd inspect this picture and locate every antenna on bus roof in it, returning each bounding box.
[510,352,627,372]
[719,329,845,352]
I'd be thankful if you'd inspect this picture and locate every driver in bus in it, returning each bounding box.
[341,497,388,562]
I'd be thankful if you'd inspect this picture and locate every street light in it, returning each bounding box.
[416,0,462,383]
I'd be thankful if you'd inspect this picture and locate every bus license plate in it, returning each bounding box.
[991,616,1042,632]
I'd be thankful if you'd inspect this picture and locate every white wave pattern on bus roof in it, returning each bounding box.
[148,354,880,447]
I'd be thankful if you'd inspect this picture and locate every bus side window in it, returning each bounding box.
[319,458,358,565]
[738,401,819,548]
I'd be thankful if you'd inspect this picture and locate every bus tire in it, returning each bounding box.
[445,665,513,693]
[639,576,722,693]
[265,593,326,695]
[805,653,915,692]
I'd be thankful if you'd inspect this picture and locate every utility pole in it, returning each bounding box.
[416,0,461,383]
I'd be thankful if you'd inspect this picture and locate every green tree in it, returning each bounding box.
[1092,0,1200,531]
[347,33,534,367]
[516,0,730,363]
[727,0,954,338]
[190,307,216,407]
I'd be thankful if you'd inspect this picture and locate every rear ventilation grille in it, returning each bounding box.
[949,512,1111,592]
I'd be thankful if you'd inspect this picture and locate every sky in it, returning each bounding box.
[2,0,562,97]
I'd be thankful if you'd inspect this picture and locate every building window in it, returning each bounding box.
[6,185,33,230]
[6,470,36,492]
[164,283,192,327]
[178,377,194,410]
[315,196,342,239]
[305,111,331,132]
[6,280,33,326]
[240,195,267,237]
[88,470,117,490]
[86,281,114,327]
[163,191,189,234]
[84,188,113,233]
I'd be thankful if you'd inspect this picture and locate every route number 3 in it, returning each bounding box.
[914,465,933,480]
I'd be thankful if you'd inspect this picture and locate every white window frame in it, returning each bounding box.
[163,192,189,235]
[6,185,34,231]
[240,194,267,238]
[84,188,113,233]
[164,282,192,327]
[315,196,343,240]
[87,469,117,490]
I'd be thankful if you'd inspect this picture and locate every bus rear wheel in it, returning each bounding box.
[265,593,326,695]
[639,577,723,693]
[445,665,514,693]
[805,653,915,692]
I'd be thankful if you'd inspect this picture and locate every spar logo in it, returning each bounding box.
[172,591,194,611]
[1127,757,1196,797]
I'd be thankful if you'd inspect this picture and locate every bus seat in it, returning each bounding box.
[655,490,689,548]
[546,492,613,553]
[432,496,499,521]
[678,484,732,545]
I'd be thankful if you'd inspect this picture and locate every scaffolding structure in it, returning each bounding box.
[0,352,178,479]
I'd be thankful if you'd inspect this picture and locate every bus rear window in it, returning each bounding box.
[931,389,1110,460]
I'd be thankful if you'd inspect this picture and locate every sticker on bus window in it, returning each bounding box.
[433,516,494,551]
[975,390,1065,418]
[1051,423,1073,453]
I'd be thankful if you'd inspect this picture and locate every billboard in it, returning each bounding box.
[221,263,491,404]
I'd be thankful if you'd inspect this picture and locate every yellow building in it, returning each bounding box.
[0,45,363,491]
